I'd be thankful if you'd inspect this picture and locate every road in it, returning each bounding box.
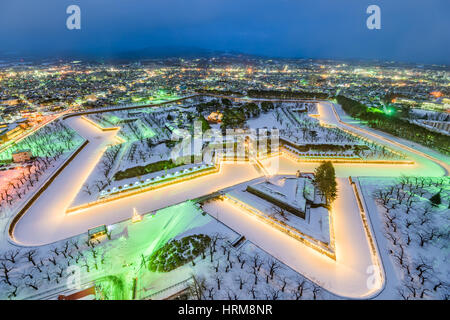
[318,101,449,176]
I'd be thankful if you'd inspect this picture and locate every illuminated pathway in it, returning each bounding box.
[9,99,449,299]
[317,101,449,176]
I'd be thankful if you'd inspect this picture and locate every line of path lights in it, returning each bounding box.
[67,163,218,214]
[349,177,385,294]
[327,102,450,174]
[67,151,281,214]
[222,194,336,260]
[281,146,414,165]
[282,104,408,161]
[99,163,213,198]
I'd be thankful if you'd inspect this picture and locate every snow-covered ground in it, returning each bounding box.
[2,96,449,300]
[273,105,405,161]
[0,200,336,300]
[226,175,330,244]
[331,102,449,175]
[0,120,85,220]
[68,99,434,209]
[359,176,449,299]
[201,176,380,298]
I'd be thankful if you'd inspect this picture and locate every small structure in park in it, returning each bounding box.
[206,111,223,123]
[131,207,142,223]
[12,149,32,163]
[88,225,108,242]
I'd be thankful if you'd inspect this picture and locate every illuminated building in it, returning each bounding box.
[12,149,32,163]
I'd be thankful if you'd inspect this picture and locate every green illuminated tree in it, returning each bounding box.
[429,192,441,207]
[314,161,337,205]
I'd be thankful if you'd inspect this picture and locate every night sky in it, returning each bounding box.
[0,0,449,64]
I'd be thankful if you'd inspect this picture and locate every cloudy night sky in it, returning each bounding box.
[0,0,449,64]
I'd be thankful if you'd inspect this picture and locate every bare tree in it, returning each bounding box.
[386,231,399,246]
[55,265,64,278]
[311,283,322,300]
[25,280,39,291]
[416,232,430,247]
[414,257,433,285]
[43,271,52,283]
[248,285,257,299]
[280,277,288,292]
[252,254,263,272]
[235,275,247,290]
[2,250,20,264]
[50,247,59,256]
[404,282,418,299]
[397,286,410,300]
[24,250,37,266]
[0,262,14,286]
[71,240,80,250]
[392,245,406,267]
[206,286,215,300]
[270,206,289,221]
[214,274,223,291]
[293,278,308,300]
[267,258,280,280]
[188,275,206,300]
[7,284,18,299]
[266,287,280,300]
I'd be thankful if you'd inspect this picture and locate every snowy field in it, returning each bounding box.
[2,96,449,300]
[1,200,336,300]
[0,120,85,217]
[359,176,449,299]
[226,175,330,244]
[201,177,381,299]
[70,99,415,207]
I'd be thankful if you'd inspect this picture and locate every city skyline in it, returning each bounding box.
[1,0,450,65]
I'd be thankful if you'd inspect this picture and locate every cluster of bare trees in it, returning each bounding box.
[187,233,326,300]
[0,156,62,212]
[81,110,177,199]
[0,236,107,300]
[89,110,170,169]
[277,107,347,144]
[275,105,403,160]
[82,144,123,197]
[1,120,79,161]
[374,176,450,299]
[0,121,83,213]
